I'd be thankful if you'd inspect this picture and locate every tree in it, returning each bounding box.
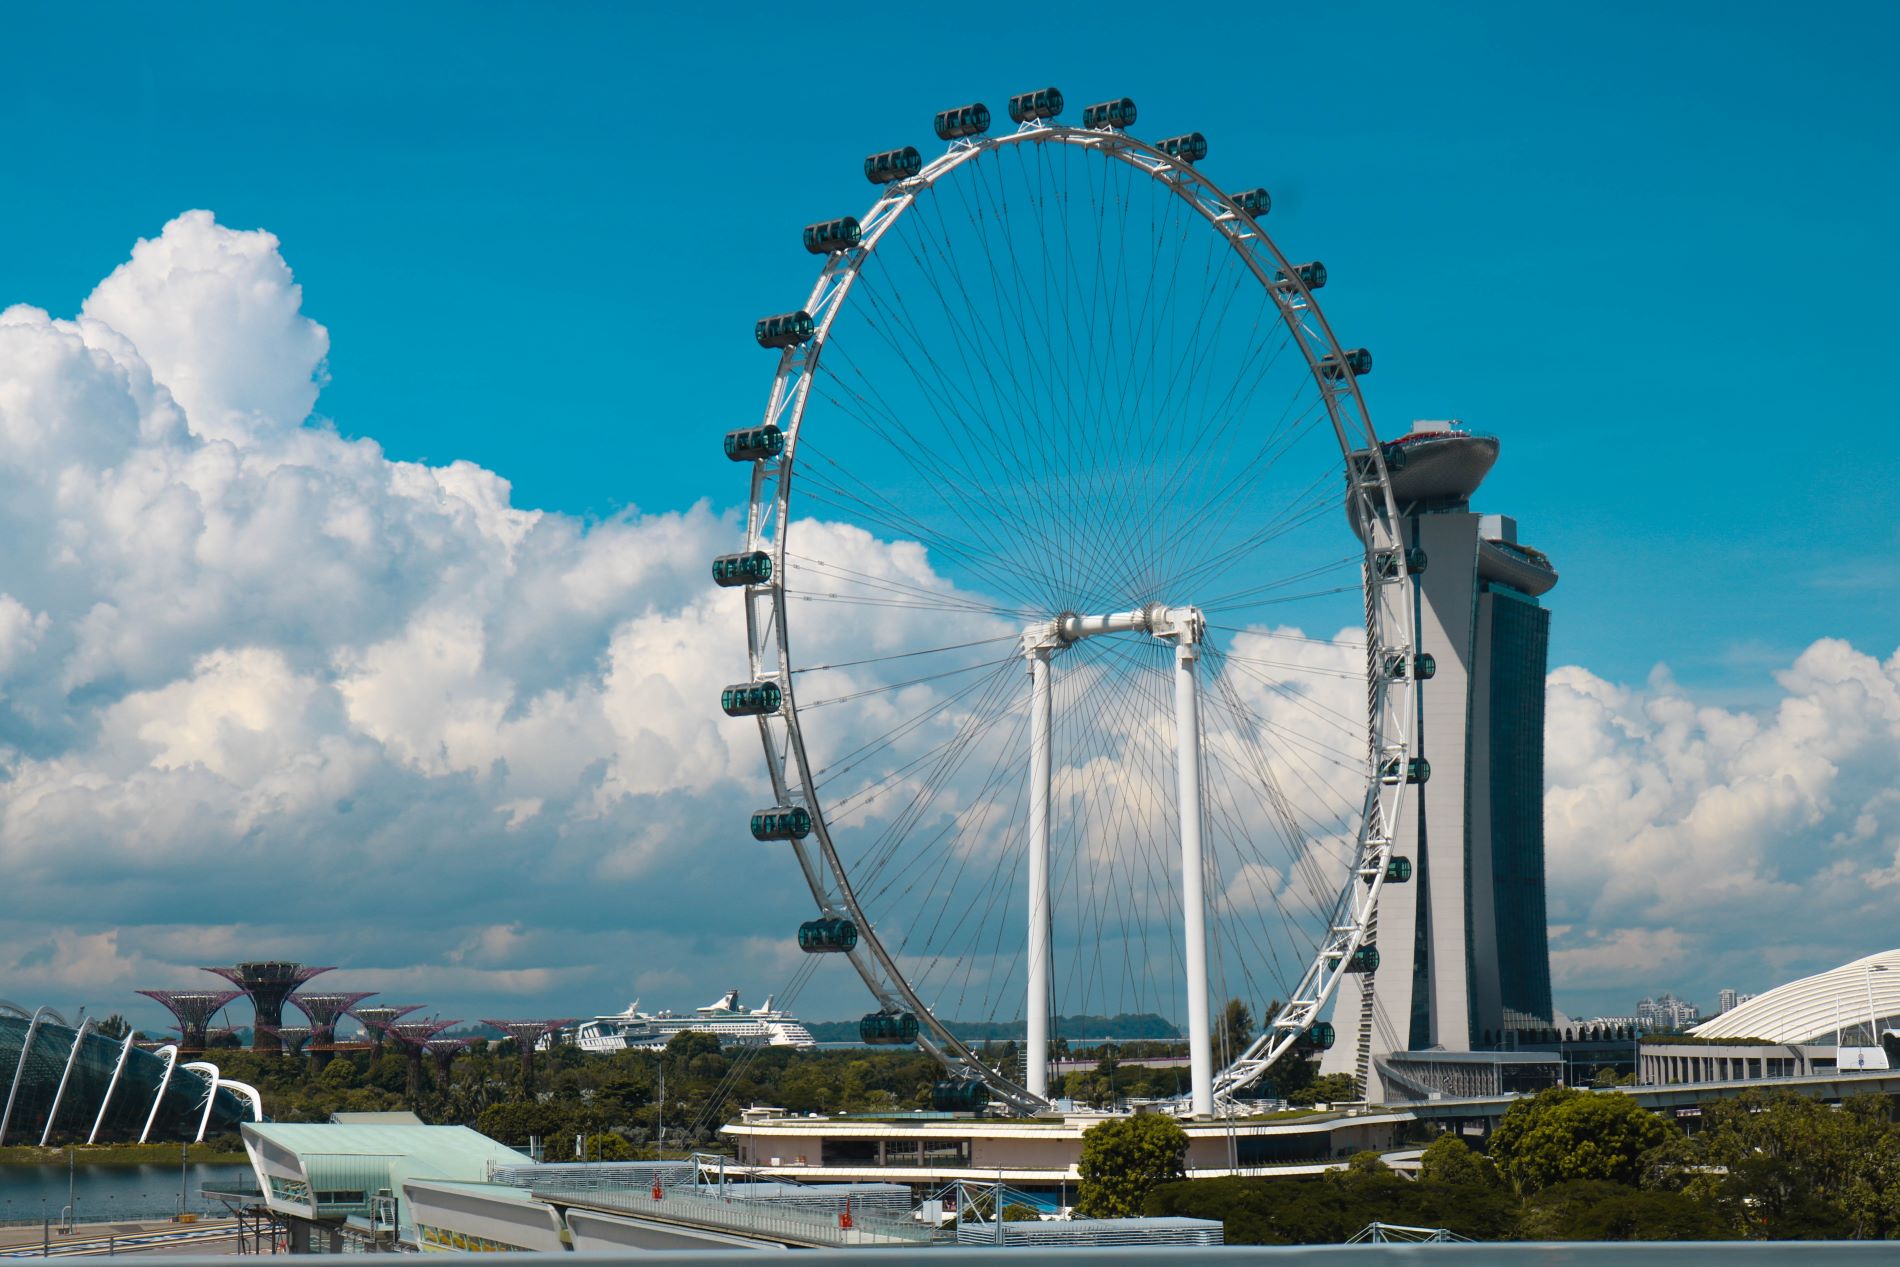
[1289,1073,1360,1106]
[1417,1133,1499,1187]
[95,1013,132,1040]
[584,1131,635,1161]
[1488,1087,1673,1195]
[1077,1113,1189,1217]
[1655,1090,1900,1239]
[1217,999,1254,1058]
[1518,1180,1731,1241]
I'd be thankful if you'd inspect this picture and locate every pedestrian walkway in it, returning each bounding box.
[0,1219,237,1257]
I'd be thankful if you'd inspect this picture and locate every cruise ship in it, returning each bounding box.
[555,990,816,1052]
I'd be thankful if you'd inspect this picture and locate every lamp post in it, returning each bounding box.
[1866,965,1890,1059]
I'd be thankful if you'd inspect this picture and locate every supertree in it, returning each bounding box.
[380,1019,459,1100]
[351,1005,422,1058]
[136,990,240,1054]
[204,963,334,1051]
[480,1020,574,1094]
[256,1024,315,1056]
[426,1036,475,1087]
[290,992,375,1068]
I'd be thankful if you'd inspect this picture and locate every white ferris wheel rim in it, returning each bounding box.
[737,116,1420,1115]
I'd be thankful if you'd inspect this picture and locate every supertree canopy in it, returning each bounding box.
[481,1019,574,1092]
[204,963,334,1051]
[256,1024,315,1056]
[135,990,240,1053]
[289,992,375,1067]
[351,1005,422,1057]
[381,1019,459,1099]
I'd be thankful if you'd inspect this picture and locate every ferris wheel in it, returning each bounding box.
[717,88,1421,1117]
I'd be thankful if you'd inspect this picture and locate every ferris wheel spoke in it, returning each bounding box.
[813,339,1065,601]
[794,444,1057,605]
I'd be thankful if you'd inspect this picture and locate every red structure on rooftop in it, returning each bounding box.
[135,989,240,1054]
[204,963,334,1052]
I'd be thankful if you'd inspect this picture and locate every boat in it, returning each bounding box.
[552,990,816,1052]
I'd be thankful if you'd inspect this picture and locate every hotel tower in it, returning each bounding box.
[1325,421,1558,1098]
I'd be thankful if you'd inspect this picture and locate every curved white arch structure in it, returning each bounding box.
[218,1078,265,1124]
[139,1044,180,1144]
[1694,949,1900,1045]
[0,1006,64,1145]
[88,1028,141,1144]
[40,1017,95,1146]
[182,1061,222,1143]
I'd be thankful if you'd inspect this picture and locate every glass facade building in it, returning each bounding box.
[0,1007,255,1145]
[1481,584,1554,1030]
[1325,422,1558,1099]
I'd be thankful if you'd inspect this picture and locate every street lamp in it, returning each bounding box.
[1866,964,1890,1058]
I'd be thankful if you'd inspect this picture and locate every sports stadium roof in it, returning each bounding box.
[1692,949,1900,1045]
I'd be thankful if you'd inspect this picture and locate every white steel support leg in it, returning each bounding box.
[1174,638,1215,1117]
[1025,647,1054,1101]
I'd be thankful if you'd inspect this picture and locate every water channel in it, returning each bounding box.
[0,1161,250,1225]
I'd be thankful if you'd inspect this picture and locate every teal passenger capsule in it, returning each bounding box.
[1385,856,1413,883]
[1347,946,1380,974]
[750,806,812,841]
[1156,132,1208,164]
[1319,347,1373,380]
[1007,87,1063,124]
[1375,547,1428,579]
[1274,261,1327,291]
[803,216,862,255]
[797,917,858,953]
[721,681,783,717]
[934,102,991,140]
[1232,187,1272,218]
[755,311,814,349]
[1380,756,1431,785]
[1082,97,1136,129]
[1294,1022,1336,1052]
[724,424,784,463]
[712,551,773,587]
[864,146,922,185]
[859,1011,920,1045]
[931,1079,991,1111]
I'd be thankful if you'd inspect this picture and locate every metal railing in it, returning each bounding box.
[532,1179,934,1248]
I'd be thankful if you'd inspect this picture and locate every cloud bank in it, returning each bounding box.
[0,211,1894,1031]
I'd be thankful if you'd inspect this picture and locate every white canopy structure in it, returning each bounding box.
[1693,949,1900,1045]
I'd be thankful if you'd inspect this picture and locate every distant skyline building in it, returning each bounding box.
[1637,992,1701,1031]
[1328,421,1559,1097]
[1715,988,1755,1015]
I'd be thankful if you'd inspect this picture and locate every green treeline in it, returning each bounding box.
[161,1033,997,1158]
[1148,1087,1900,1242]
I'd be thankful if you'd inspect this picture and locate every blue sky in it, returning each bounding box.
[8,3,1894,685]
[1,4,1897,1030]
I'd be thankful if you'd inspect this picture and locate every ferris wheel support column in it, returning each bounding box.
[1172,631,1215,1118]
[1025,644,1055,1101]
